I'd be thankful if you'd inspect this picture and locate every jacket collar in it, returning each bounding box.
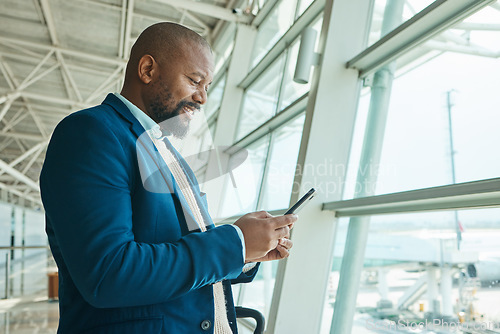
[101,93,146,139]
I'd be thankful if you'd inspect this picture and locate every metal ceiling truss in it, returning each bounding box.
[0,0,254,208]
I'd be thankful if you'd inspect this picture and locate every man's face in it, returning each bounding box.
[146,40,214,139]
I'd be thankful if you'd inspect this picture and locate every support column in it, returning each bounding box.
[440,266,453,317]
[427,267,440,315]
[331,1,404,333]
[203,24,257,215]
[21,209,26,295]
[377,268,393,309]
[268,0,373,332]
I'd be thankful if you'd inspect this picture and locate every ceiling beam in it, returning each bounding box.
[118,0,127,59]
[0,182,39,204]
[2,141,47,171]
[0,92,20,105]
[0,131,45,141]
[22,91,91,108]
[0,91,90,109]
[0,99,15,123]
[152,0,252,23]
[85,64,125,103]
[40,0,84,102]
[40,0,60,46]
[17,50,55,89]
[0,158,39,191]
[0,36,126,66]
[0,50,115,77]
[124,0,135,59]
[0,59,49,138]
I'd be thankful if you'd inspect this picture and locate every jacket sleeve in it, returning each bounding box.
[231,262,260,284]
[40,112,245,308]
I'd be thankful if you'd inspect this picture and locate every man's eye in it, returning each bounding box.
[189,77,200,85]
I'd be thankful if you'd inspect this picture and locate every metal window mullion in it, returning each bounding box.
[347,0,496,77]
[275,48,292,114]
[227,93,307,155]
[255,134,275,211]
[212,60,230,90]
[239,0,326,89]
[323,177,500,217]
[252,0,281,28]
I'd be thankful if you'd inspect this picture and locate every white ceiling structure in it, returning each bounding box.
[0,0,259,209]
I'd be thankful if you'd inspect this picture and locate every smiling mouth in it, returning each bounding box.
[182,106,196,120]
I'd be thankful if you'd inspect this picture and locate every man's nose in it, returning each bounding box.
[193,88,207,105]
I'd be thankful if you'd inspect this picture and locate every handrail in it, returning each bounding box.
[2,245,50,299]
[322,177,500,217]
[0,245,49,250]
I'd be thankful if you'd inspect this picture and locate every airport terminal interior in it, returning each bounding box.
[1,0,500,333]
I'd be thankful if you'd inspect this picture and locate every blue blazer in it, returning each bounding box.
[40,94,259,333]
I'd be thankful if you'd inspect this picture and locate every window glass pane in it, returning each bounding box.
[236,261,279,322]
[0,202,11,246]
[214,26,235,73]
[279,15,321,110]
[279,41,310,110]
[324,207,500,333]
[205,74,226,119]
[208,120,217,139]
[368,0,437,47]
[258,114,305,211]
[251,0,297,68]
[217,136,270,218]
[344,4,500,199]
[297,0,315,18]
[236,56,286,141]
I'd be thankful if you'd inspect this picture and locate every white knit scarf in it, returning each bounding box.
[152,136,233,334]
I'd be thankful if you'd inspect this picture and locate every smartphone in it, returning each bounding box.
[284,188,316,215]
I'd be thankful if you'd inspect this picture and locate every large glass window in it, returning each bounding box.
[204,74,227,119]
[279,16,322,109]
[236,56,286,141]
[214,25,236,74]
[0,204,47,299]
[323,208,500,333]
[344,4,500,199]
[279,40,311,110]
[251,0,297,67]
[217,136,270,218]
[231,115,306,327]
[235,260,279,326]
[328,2,500,333]
[237,13,322,142]
[297,0,315,18]
[258,114,306,211]
[368,0,437,46]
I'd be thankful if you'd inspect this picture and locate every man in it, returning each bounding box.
[40,22,296,333]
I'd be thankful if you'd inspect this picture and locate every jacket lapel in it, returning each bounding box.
[102,94,205,231]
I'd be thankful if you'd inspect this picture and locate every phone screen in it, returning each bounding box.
[284,188,316,215]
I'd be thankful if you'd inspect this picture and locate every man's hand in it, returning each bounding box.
[250,237,293,262]
[233,211,297,263]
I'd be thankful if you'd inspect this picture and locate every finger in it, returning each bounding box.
[254,210,274,219]
[270,214,297,229]
[278,238,293,250]
[276,244,290,259]
[275,225,290,239]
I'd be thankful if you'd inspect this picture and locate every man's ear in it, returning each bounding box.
[137,55,156,84]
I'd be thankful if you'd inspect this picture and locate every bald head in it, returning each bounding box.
[120,22,214,138]
[125,22,211,81]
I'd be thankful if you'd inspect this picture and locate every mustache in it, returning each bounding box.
[177,100,201,113]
